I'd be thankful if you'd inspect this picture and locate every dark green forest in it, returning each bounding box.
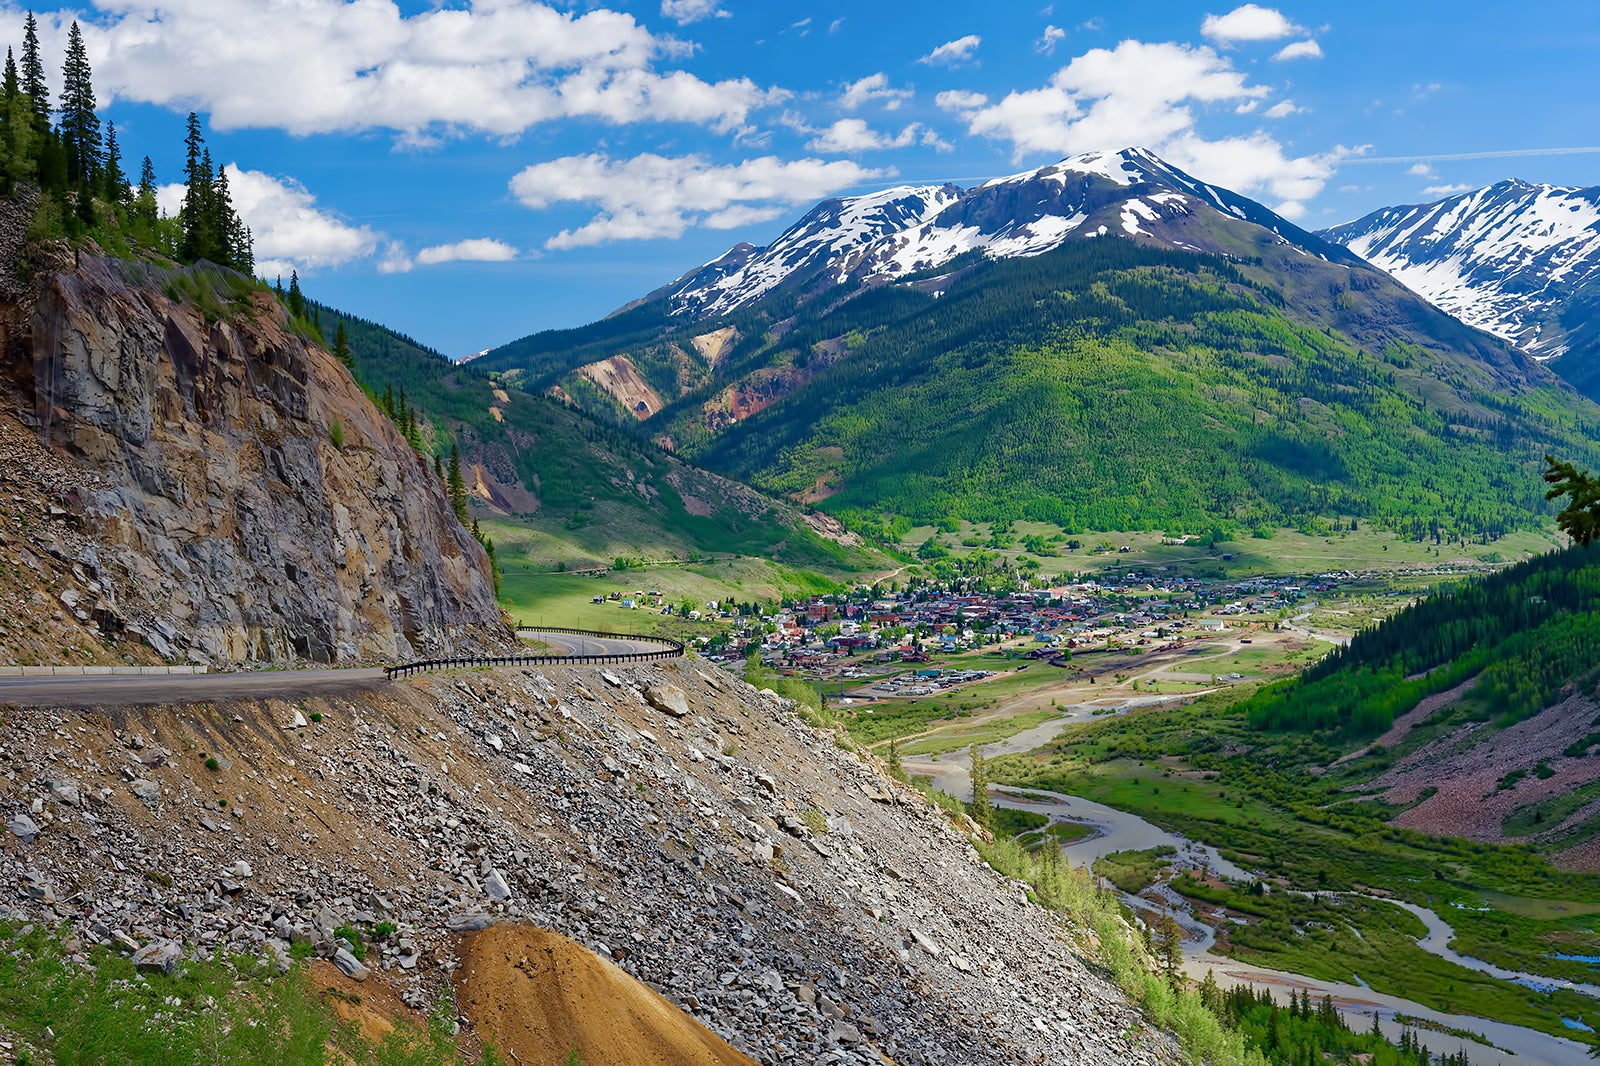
[1244,544,1600,736]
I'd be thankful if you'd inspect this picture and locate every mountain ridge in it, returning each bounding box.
[1322,179,1600,395]
[476,147,1599,541]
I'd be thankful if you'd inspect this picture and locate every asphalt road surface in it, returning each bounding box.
[0,631,676,708]
[0,668,390,708]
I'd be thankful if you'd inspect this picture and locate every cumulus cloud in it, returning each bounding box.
[1263,99,1301,118]
[938,39,1347,216]
[1036,25,1067,55]
[918,35,981,66]
[939,41,1269,158]
[26,1,775,140]
[807,119,921,153]
[1201,4,1299,43]
[159,165,380,277]
[1273,39,1323,61]
[840,72,912,111]
[416,238,520,266]
[1422,183,1474,197]
[509,153,886,248]
[660,0,729,25]
[1408,163,1434,176]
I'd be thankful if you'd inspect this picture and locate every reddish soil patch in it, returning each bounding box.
[1363,692,1600,841]
[456,925,756,1066]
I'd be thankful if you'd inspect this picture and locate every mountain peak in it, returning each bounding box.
[1323,179,1600,362]
[658,147,1356,320]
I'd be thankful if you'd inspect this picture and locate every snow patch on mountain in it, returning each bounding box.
[1326,181,1600,358]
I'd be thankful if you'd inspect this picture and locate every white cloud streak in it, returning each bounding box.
[416,238,520,265]
[509,153,886,249]
[660,0,729,26]
[807,119,921,153]
[918,34,981,66]
[1273,39,1323,61]
[839,72,912,111]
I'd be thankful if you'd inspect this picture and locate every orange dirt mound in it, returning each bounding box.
[457,925,757,1066]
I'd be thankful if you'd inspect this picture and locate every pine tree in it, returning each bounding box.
[20,13,46,123]
[179,113,208,261]
[332,321,352,368]
[58,21,100,187]
[967,744,993,829]
[886,737,905,781]
[286,269,304,317]
[103,120,124,201]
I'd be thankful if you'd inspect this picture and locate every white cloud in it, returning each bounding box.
[807,119,921,153]
[939,41,1268,159]
[828,18,844,34]
[840,72,912,112]
[1408,163,1433,176]
[159,165,380,277]
[935,89,990,112]
[1273,39,1323,61]
[416,238,520,266]
[509,153,886,249]
[1263,99,1301,118]
[35,1,775,140]
[660,0,729,25]
[1036,25,1067,55]
[1422,183,1474,197]
[919,34,982,66]
[378,243,414,275]
[939,40,1347,216]
[1201,5,1299,43]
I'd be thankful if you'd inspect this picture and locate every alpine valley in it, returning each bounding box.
[9,16,1600,1066]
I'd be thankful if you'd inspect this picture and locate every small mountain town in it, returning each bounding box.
[0,3,1598,1066]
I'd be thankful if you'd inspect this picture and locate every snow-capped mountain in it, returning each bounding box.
[665,147,1356,319]
[1323,181,1600,361]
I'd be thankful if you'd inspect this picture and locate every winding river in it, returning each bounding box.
[902,701,1593,1066]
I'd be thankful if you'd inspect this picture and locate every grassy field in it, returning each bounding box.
[898,522,1565,581]
[900,707,1063,756]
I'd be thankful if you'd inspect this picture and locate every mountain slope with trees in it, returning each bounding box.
[479,151,1600,542]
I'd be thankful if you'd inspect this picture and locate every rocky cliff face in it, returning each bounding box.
[1,254,509,664]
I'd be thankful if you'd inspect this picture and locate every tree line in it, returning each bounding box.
[0,12,250,272]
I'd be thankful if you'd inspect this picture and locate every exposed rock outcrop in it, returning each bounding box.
[1,254,510,664]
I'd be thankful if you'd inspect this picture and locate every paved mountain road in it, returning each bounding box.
[0,631,674,708]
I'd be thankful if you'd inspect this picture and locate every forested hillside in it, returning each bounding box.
[1245,544,1600,737]
[312,301,887,576]
[671,239,1597,539]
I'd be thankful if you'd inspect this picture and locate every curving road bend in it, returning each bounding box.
[0,630,676,708]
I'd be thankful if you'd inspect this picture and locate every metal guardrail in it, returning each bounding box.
[384,628,684,679]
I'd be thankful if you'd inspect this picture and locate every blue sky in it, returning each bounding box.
[7,1,1600,355]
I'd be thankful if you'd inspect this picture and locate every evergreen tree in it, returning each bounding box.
[886,737,904,781]
[0,48,29,195]
[287,269,305,317]
[102,120,124,201]
[19,13,46,123]
[332,321,352,368]
[967,744,994,829]
[57,21,100,186]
